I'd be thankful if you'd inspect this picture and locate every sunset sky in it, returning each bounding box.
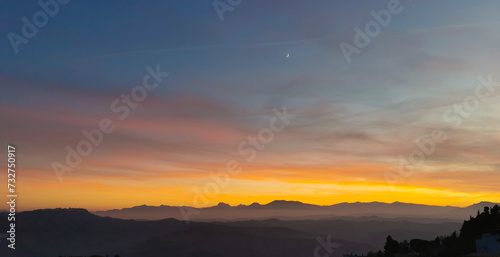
[1,0,500,211]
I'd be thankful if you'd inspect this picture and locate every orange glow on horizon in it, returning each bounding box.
[14,173,500,212]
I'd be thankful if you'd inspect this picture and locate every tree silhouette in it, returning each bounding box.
[384,235,400,257]
[375,204,500,257]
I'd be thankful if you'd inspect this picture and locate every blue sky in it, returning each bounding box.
[1,0,500,210]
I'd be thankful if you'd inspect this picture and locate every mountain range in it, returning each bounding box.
[94,200,499,221]
[0,201,495,256]
[0,207,466,257]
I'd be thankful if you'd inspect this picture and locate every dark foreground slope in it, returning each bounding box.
[0,208,186,257]
[0,208,460,257]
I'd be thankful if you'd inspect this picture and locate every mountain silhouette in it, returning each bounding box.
[2,202,494,257]
[94,201,500,221]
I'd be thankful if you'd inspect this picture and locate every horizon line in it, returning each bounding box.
[9,200,499,213]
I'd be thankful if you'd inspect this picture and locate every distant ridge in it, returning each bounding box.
[93,200,500,221]
[5,207,426,257]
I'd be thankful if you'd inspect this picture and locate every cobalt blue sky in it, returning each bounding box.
[1,0,500,210]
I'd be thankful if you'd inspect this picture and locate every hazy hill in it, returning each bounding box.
[94,201,499,221]
[0,207,465,257]
[216,217,461,249]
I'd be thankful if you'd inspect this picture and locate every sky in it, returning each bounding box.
[1,0,500,211]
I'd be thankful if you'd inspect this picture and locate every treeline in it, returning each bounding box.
[366,205,500,257]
